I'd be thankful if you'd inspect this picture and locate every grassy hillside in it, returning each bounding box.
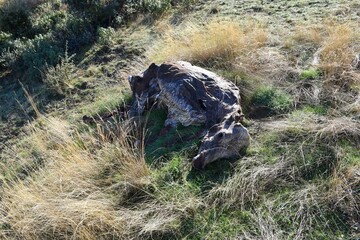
[0,0,359,239]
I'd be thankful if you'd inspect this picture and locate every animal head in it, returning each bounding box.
[128,63,158,96]
[192,112,250,170]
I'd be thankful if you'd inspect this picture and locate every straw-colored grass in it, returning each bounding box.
[328,166,360,230]
[318,23,356,74]
[149,19,268,67]
[291,25,325,46]
[316,117,360,144]
[0,116,181,239]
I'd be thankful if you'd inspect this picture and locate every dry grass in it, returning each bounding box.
[289,79,321,107]
[237,210,285,240]
[235,184,329,240]
[343,95,360,114]
[328,167,360,232]
[269,184,331,240]
[316,117,360,144]
[207,157,294,209]
[235,47,297,83]
[0,115,188,239]
[291,25,325,46]
[149,19,268,67]
[287,22,360,78]
[317,23,358,77]
[285,21,360,107]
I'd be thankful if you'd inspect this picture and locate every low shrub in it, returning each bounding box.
[19,35,64,81]
[0,33,64,80]
[0,0,45,37]
[30,1,68,35]
[97,27,116,46]
[142,0,171,15]
[65,0,125,26]
[42,50,76,96]
[0,0,30,37]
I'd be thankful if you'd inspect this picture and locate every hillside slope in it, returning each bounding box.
[0,0,359,239]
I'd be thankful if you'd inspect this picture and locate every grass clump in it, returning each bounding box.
[318,23,358,77]
[142,0,171,16]
[300,68,320,80]
[316,117,360,144]
[149,19,268,68]
[290,25,324,46]
[81,87,132,116]
[250,85,293,117]
[301,105,328,115]
[287,22,360,96]
[0,115,181,239]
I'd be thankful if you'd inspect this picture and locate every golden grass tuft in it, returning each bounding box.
[286,21,360,102]
[292,25,324,46]
[0,116,185,239]
[318,23,358,78]
[149,19,268,67]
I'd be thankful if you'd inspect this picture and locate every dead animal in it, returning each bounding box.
[128,61,250,169]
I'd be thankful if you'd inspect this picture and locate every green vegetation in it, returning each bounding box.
[300,68,321,80]
[145,109,203,161]
[0,0,359,239]
[251,86,293,116]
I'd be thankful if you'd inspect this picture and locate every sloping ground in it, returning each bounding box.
[0,0,359,239]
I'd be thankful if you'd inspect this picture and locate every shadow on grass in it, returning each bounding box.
[186,155,244,194]
[144,108,244,190]
[144,109,204,163]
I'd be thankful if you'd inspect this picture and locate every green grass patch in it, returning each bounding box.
[144,109,204,161]
[180,209,255,239]
[300,68,320,80]
[337,140,360,169]
[250,85,293,117]
[301,105,329,115]
[81,87,131,116]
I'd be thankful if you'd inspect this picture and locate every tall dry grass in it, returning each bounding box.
[149,19,268,67]
[290,22,360,89]
[0,115,189,239]
[317,23,358,82]
[290,25,324,46]
[285,21,360,109]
